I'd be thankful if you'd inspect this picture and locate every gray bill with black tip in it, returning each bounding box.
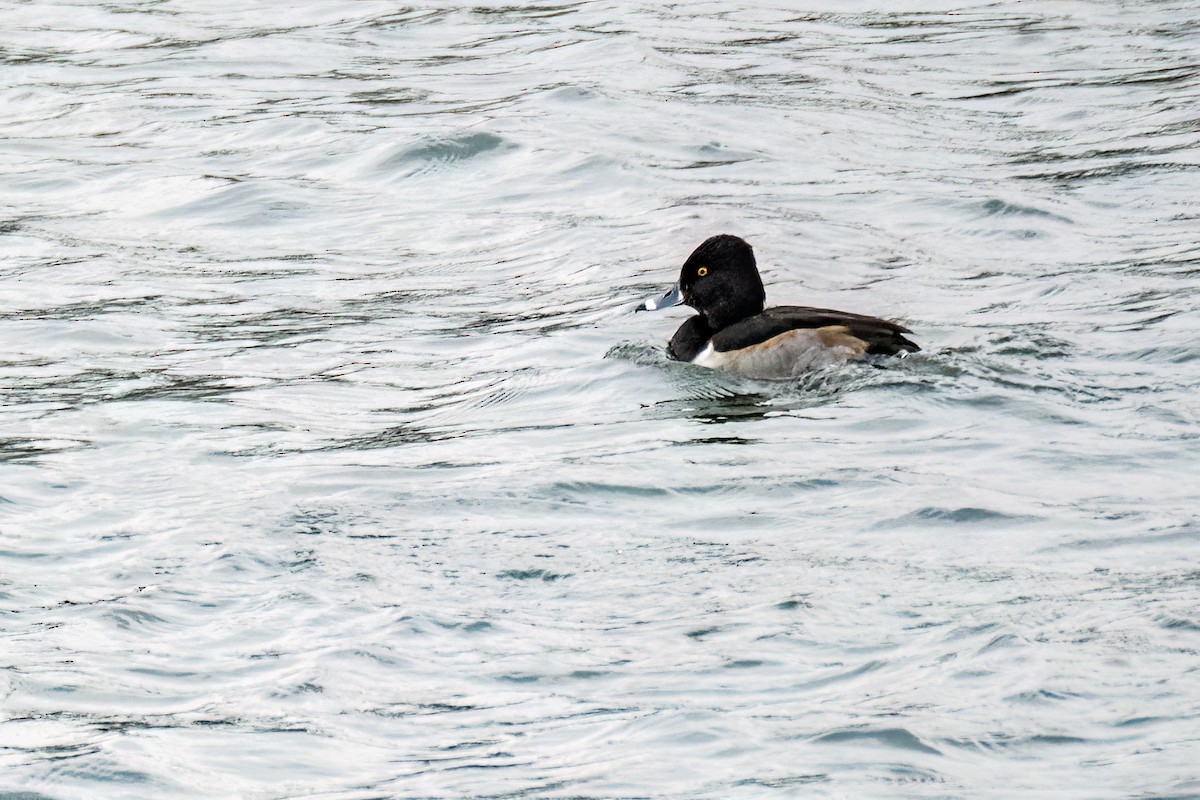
[639,283,683,312]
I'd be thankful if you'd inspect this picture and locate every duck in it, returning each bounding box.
[639,234,919,379]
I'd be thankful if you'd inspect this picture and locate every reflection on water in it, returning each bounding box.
[2,2,1199,798]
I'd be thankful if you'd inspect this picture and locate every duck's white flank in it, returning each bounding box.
[691,325,868,379]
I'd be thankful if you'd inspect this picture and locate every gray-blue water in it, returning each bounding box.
[2,2,1199,798]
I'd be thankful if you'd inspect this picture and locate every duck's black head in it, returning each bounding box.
[676,234,766,330]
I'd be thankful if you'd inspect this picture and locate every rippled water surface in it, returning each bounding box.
[3,1,1200,797]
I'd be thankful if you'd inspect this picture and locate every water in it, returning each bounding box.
[2,1,1199,797]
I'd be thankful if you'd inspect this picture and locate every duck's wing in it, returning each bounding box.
[711,305,919,356]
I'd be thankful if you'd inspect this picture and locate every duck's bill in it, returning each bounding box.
[639,283,683,312]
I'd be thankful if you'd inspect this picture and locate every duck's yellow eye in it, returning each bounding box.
[697,266,708,277]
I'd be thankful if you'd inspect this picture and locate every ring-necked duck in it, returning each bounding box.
[639,234,919,379]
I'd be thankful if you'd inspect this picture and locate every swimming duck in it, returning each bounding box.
[640,234,919,379]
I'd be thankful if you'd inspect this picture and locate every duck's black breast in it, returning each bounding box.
[667,316,713,361]
[669,305,919,362]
